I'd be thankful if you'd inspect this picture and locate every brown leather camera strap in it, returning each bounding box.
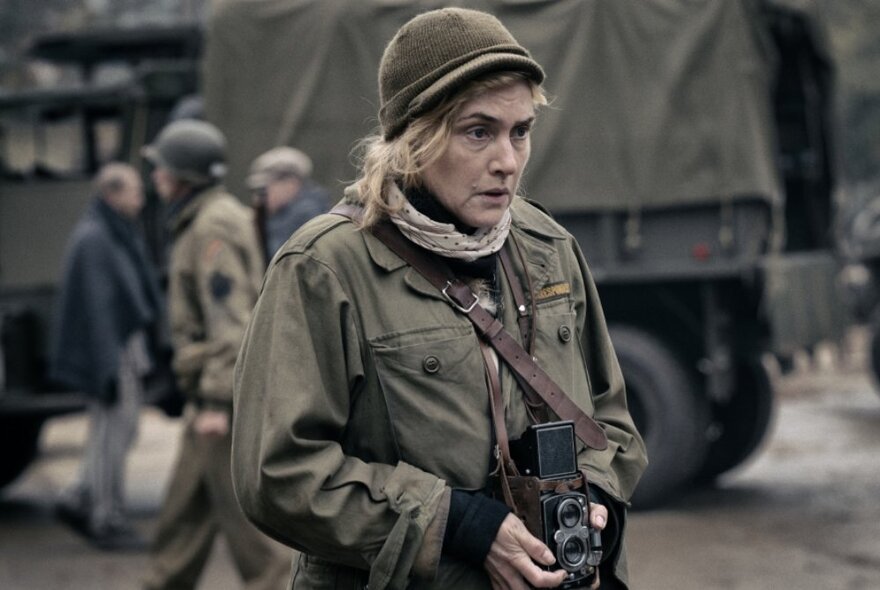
[349,211,608,451]
[479,340,519,510]
[497,246,533,354]
[498,243,552,423]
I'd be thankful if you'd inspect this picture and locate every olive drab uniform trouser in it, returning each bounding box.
[143,415,291,590]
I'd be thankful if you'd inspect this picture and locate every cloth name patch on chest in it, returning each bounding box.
[535,282,571,303]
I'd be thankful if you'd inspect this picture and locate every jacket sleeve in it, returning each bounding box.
[189,230,258,406]
[232,251,447,589]
[570,237,648,503]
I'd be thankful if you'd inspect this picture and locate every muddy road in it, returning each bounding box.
[2,340,879,589]
[627,347,880,589]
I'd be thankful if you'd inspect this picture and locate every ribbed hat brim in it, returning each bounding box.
[383,51,544,140]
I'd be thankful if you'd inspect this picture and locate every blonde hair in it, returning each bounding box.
[352,72,547,228]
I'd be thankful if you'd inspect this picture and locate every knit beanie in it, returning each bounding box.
[378,7,545,140]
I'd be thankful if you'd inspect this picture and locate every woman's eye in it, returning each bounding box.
[467,127,489,140]
[513,125,531,139]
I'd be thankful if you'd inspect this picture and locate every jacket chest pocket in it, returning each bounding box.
[532,301,594,416]
[369,325,491,488]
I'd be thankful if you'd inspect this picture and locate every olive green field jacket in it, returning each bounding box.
[168,185,264,408]
[232,197,647,589]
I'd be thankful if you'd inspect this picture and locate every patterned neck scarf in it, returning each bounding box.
[387,183,511,262]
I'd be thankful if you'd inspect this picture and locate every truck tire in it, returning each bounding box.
[0,416,43,489]
[609,325,710,509]
[868,313,880,394]
[695,358,775,482]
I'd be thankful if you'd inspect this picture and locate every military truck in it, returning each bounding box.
[838,179,880,390]
[201,0,842,508]
[0,24,200,489]
[1,0,841,509]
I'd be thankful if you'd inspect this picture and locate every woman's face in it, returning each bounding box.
[421,80,535,230]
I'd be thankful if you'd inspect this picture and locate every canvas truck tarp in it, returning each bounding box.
[204,0,783,212]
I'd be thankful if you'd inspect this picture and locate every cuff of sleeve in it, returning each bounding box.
[411,487,451,579]
[371,463,447,589]
[442,490,511,567]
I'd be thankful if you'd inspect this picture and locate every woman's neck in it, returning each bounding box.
[404,184,476,234]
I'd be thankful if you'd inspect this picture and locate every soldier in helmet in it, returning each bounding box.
[140,120,289,590]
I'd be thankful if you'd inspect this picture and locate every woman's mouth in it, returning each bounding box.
[480,188,509,198]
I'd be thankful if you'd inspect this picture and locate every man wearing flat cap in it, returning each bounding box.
[248,146,329,260]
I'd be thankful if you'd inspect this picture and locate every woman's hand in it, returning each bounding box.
[485,513,563,590]
[588,502,608,530]
[484,503,608,590]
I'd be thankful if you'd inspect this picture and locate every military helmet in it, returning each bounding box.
[142,120,227,185]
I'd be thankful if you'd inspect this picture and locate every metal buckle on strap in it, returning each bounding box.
[442,281,478,313]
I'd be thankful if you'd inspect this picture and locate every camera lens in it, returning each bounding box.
[557,498,583,529]
[560,537,587,569]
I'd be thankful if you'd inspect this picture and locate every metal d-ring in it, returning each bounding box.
[442,281,479,313]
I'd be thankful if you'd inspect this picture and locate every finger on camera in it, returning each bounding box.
[512,518,555,565]
[523,535,555,566]
[589,502,608,530]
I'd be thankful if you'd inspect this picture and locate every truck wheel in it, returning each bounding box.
[695,359,775,482]
[0,416,43,489]
[869,314,880,393]
[609,325,710,510]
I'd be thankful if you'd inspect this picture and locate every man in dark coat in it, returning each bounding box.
[51,162,162,549]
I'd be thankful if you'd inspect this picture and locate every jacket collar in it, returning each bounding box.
[168,184,226,237]
[361,228,442,300]
[509,197,567,240]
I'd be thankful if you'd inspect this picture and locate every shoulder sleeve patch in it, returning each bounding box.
[210,271,233,301]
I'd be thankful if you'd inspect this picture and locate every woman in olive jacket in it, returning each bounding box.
[232,8,646,590]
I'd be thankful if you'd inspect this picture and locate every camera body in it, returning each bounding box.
[509,421,602,589]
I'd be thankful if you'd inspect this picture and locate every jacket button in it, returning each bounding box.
[558,325,572,343]
[423,355,441,374]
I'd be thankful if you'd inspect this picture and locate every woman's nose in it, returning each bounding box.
[490,138,519,177]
